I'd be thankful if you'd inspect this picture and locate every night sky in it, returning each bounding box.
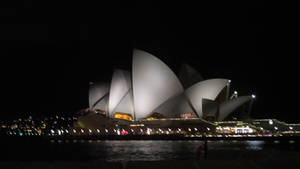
[0,1,298,122]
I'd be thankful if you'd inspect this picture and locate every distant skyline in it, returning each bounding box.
[1,1,298,122]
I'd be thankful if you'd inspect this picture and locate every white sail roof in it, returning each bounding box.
[110,89,134,118]
[108,69,131,115]
[93,94,109,112]
[152,93,196,118]
[185,79,229,117]
[132,49,184,119]
[89,82,110,109]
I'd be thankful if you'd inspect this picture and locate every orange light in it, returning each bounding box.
[95,109,106,115]
[114,113,132,121]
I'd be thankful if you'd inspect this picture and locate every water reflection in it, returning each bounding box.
[96,140,203,161]
[3,138,300,161]
[76,140,269,161]
[246,140,264,151]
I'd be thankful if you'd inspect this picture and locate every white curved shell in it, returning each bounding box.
[89,82,110,109]
[218,95,252,120]
[108,69,132,115]
[185,79,229,117]
[110,89,134,118]
[94,94,109,112]
[152,94,196,118]
[132,49,184,119]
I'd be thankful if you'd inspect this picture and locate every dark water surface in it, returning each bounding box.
[62,140,268,161]
[3,138,299,161]
[2,139,300,168]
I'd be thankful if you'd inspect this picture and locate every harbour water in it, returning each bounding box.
[50,140,270,161]
[2,139,300,168]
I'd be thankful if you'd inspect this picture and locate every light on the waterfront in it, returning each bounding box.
[269,120,273,125]
[147,128,151,135]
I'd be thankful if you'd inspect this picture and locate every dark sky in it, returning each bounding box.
[0,1,298,122]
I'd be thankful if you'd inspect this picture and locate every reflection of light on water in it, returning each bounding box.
[48,140,280,161]
[274,140,280,144]
[246,141,264,151]
[289,140,295,144]
[102,140,201,161]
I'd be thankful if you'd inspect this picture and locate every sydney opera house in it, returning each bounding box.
[83,49,255,125]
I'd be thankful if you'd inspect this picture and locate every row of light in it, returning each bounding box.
[216,126,254,134]
[7,126,212,136]
[268,120,294,130]
[9,125,297,136]
[47,127,208,135]
[6,131,41,136]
